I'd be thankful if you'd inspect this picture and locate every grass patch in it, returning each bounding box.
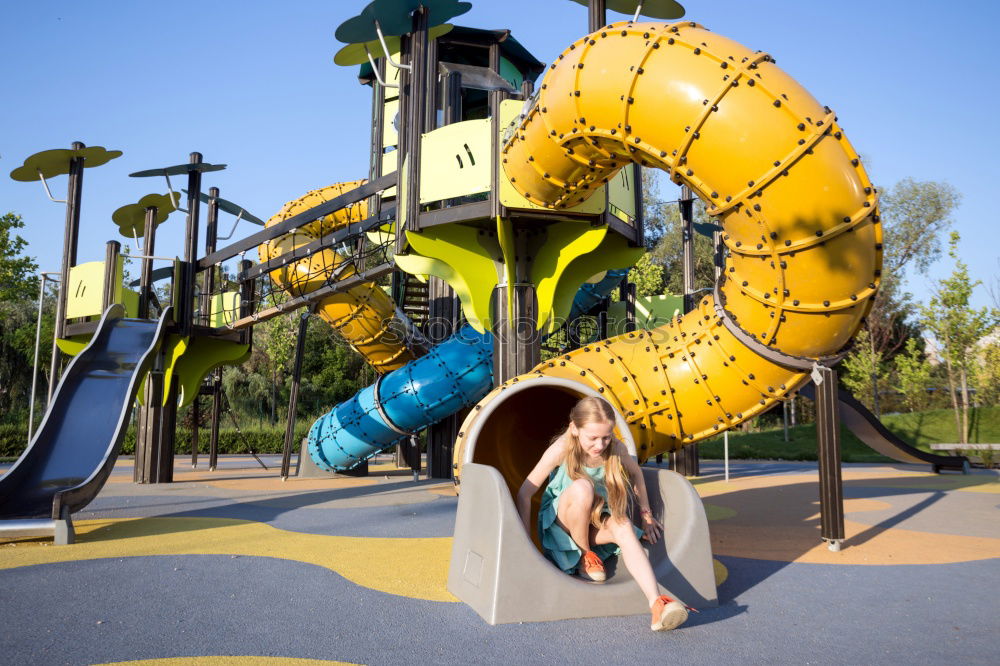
[698,425,890,463]
[697,406,1000,462]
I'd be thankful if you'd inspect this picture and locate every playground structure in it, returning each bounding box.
[0,0,971,624]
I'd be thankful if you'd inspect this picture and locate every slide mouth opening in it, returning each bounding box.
[464,378,636,500]
[461,377,639,579]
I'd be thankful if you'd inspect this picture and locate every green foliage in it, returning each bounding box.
[973,341,1000,407]
[866,179,960,360]
[630,252,665,297]
[893,337,933,412]
[0,212,38,303]
[880,178,961,277]
[841,328,888,413]
[920,232,1000,442]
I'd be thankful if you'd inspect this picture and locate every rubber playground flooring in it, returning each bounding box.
[1,456,998,665]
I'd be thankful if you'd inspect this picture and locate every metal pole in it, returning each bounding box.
[783,399,790,442]
[50,141,86,399]
[138,206,158,319]
[202,187,220,327]
[588,0,607,32]
[190,394,200,468]
[680,184,696,313]
[182,153,203,335]
[28,273,52,440]
[724,430,729,482]
[816,366,845,551]
[281,311,310,479]
[624,281,637,332]
[101,241,121,313]
[209,369,222,471]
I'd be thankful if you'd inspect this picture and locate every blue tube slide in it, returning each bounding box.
[308,268,633,471]
[309,325,493,471]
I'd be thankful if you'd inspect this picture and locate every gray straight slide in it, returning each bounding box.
[0,305,171,543]
[449,463,717,625]
[799,383,968,473]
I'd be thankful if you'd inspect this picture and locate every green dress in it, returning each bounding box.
[537,462,644,574]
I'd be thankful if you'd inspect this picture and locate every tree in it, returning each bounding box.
[644,175,716,296]
[893,337,933,412]
[973,340,1000,407]
[920,232,999,443]
[0,212,38,303]
[841,327,889,414]
[864,179,960,360]
[630,252,665,297]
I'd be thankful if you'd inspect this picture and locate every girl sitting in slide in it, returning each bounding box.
[516,396,690,631]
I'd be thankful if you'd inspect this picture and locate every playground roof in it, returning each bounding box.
[356,25,545,85]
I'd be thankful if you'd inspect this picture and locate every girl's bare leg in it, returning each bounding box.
[595,517,660,605]
[555,478,595,552]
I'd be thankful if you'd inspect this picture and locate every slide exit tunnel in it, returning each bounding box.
[457,20,881,487]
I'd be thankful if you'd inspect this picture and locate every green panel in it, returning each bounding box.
[495,216,517,322]
[531,223,607,333]
[608,293,684,330]
[120,288,140,318]
[535,227,643,333]
[397,225,500,333]
[499,56,524,91]
[418,119,491,204]
[497,100,607,214]
[10,146,122,182]
[66,261,109,319]
[55,335,91,357]
[608,164,637,223]
[172,338,250,408]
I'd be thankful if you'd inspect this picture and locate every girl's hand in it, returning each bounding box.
[640,509,663,544]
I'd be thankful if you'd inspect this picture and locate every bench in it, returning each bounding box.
[930,444,999,467]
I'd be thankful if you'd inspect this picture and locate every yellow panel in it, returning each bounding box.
[66,261,108,319]
[210,291,241,327]
[381,150,398,198]
[497,100,607,214]
[418,119,491,204]
[608,164,637,222]
[383,97,399,147]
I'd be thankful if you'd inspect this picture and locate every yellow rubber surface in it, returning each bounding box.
[0,517,456,602]
[259,181,417,374]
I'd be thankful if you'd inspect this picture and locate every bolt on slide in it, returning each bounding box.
[455,19,881,487]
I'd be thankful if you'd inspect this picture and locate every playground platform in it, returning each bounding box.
[1,456,997,665]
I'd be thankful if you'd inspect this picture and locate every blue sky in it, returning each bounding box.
[1,0,997,310]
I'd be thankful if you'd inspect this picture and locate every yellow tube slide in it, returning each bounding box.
[455,20,881,484]
[259,181,419,374]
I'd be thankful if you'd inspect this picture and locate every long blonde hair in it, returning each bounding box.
[560,396,631,529]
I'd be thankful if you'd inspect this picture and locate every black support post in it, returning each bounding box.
[588,0,607,32]
[281,311,310,479]
[51,141,86,399]
[181,152,203,335]
[190,394,200,468]
[101,241,120,313]
[138,206,158,319]
[671,184,700,476]
[815,366,845,550]
[201,187,220,327]
[209,369,222,471]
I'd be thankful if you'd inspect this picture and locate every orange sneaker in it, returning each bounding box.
[578,550,606,582]
[650,595,688,631]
